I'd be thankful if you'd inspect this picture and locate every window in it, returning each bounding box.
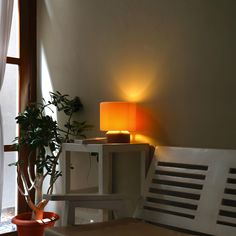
[0,0,36,235]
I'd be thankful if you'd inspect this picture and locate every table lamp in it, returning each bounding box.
[100,102,136,143]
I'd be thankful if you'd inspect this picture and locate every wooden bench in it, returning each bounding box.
[45,146,236,236]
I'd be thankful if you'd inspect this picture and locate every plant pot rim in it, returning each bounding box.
[12,211,60,227]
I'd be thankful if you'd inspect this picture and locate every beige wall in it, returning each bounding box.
[37,0,236,149]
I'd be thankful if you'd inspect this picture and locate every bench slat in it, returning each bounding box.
[143,201,197,215]
[156,166,208,176]
[153,174,204,185]
[145,192,199,205]
[149,183,202,195]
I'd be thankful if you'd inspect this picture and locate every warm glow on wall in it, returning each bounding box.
[100,102,136,143]
[113,64,157,102]
[131,134,155,145]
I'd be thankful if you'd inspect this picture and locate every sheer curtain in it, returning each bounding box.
[0,0,14,221]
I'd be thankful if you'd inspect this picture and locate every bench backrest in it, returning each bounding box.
[137,146,236,236]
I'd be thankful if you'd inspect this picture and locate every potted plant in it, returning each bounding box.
[10,91,91,236]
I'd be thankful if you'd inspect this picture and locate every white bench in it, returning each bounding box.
[45,146,236,236]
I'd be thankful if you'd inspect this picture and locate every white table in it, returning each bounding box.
[61,143,150,195]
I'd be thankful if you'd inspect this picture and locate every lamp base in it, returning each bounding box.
[106,132,130,143]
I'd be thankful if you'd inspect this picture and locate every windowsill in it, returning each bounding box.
[0,208,16,234]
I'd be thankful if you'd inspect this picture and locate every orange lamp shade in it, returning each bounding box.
[100,102,136,132]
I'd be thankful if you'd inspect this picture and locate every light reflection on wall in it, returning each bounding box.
[40,46,57,120]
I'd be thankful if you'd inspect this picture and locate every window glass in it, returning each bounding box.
[0,64,19,145]
[7,0,19,58]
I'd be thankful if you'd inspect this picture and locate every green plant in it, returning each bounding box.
[10,91,91,220]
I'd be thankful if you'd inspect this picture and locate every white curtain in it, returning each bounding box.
[0,0,14,221]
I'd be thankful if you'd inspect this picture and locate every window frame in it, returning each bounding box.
[3,0,36,235]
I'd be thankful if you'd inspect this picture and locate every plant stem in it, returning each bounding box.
[65,112,73,142]
[35,174,44,205]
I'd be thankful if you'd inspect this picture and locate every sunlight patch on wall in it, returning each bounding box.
[40,46,57,120]
[39,47,62,216]
[45,0,54,20]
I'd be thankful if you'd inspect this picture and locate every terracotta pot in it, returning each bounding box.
[12,211,59,236]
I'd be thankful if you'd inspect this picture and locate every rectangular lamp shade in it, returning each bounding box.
[100,102,136,132]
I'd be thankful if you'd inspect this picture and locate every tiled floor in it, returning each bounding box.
[0,208,16,233]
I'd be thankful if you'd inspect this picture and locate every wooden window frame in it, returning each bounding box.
[3,0,36,235]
